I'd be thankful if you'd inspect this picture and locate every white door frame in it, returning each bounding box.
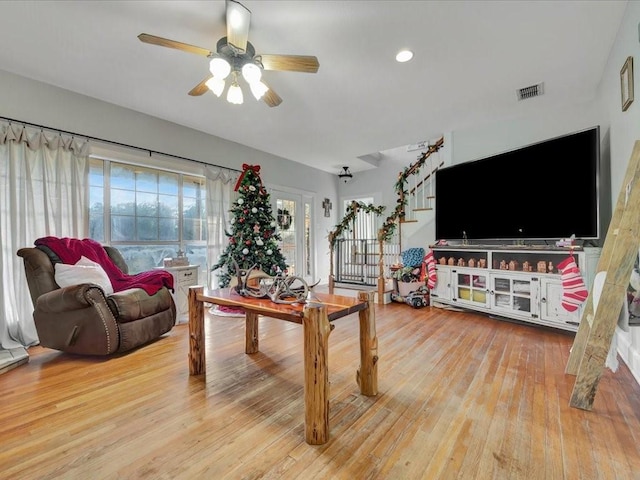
[270,188,315,284]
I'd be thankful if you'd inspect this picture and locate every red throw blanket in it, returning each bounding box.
[35,236,174,295]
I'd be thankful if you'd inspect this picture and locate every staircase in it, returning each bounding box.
[397,137,445,248]
[328,136,445,304]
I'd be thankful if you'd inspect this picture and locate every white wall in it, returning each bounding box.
[598,0,640,384]
[450,102,603,165]
[0,69,338,284]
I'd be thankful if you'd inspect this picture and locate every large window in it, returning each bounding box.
[89,158,206,273]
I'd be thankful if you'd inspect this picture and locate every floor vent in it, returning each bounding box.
[517,82,544,100]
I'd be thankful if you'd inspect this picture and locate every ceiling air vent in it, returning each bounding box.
[517,82,544,101]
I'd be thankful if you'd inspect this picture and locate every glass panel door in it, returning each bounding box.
[454,268,488,307]
[272,191,314,283]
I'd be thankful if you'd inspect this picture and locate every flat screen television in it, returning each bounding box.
[435,126,603,242]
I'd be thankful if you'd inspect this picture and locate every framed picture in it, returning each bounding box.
[621,56,634,112]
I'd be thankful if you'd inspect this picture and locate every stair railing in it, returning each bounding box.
[375,137,444,302]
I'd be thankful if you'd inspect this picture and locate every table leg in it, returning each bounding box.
[303,302,331,445]
[188,286,205,375]
[245,311,259,354]
[357,291,378,396]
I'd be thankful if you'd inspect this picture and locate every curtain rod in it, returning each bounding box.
[0,115,242,173]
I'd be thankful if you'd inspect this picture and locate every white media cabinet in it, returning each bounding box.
[430,245,601,332]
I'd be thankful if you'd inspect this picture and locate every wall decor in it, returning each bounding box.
[277,208,292,230]
[322,198,332,217]
[621,56,634,112]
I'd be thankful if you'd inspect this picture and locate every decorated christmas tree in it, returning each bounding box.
[212,164,288,287]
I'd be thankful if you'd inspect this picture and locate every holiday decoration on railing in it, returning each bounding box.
[328,201,385,248]
[377,137,444,243]
[378,173,408,242]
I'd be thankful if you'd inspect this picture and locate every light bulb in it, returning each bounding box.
[209,56,231,79]
[241,62,262,84]
[227,81,243,104]
[205,76,226,97]
[249,80,269,100]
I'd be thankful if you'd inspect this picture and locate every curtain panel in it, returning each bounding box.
[205,165,238,289]
[0,123,89,349]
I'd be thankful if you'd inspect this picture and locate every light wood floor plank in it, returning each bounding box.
[2,299,640,479]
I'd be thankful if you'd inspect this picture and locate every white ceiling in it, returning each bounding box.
[0,1,627,174]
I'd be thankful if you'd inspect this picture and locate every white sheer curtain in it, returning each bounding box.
[0,123,89,349]
[205,165,238,289]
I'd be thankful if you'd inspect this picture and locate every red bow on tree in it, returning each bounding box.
[234,164,262,191]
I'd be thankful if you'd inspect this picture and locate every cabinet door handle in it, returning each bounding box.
[541,297,547,303]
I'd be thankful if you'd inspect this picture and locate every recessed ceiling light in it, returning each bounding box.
[396,50,414,63]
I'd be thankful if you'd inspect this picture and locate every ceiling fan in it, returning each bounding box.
[138,0,319,107]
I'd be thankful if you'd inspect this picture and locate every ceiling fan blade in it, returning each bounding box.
[226,0,251,53]
[259,54,319,73]
[138,33,212,57]
[262,86,282,108]
[189,76,212,96]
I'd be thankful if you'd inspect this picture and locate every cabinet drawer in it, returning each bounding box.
[175,269,197,285]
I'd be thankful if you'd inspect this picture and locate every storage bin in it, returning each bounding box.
[398,281,422,297]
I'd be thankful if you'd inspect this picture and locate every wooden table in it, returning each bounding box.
[188,286,379,445]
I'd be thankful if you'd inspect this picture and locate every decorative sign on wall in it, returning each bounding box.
[322,198,332,217]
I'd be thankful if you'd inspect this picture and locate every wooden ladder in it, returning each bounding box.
[565,140,640,410]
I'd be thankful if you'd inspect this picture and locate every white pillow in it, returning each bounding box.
[54,256,114,295]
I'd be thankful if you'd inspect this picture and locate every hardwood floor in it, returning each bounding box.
[2,299,640,479]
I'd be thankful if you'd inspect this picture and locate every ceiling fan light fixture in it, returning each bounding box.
[241,62,262,84]
[249,80,269,100]
[209,56,231,79]
[138,0,319,108]
[205,76,226,97]
[227,75,244,104]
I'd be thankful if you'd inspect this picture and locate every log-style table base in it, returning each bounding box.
[188,287,378,445]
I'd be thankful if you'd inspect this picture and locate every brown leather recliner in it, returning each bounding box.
[17,245,176,355]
